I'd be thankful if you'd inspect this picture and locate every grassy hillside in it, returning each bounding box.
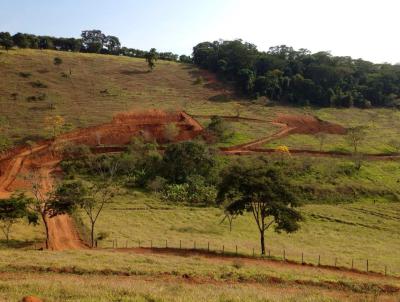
[1,49,400,301]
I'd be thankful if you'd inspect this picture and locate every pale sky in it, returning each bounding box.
[1,0,399,63]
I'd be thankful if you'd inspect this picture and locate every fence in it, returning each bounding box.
[97,238,396,277]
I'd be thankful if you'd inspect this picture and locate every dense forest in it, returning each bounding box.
[0,29,190,62]
[193,40,400,108]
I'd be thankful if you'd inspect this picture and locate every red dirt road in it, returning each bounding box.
[0,110,203,250]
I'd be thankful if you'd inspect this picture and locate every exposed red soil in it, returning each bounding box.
[0,110,203,250]
[273,114,347,135]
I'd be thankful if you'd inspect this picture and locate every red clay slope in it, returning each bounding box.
[0,110,203,250]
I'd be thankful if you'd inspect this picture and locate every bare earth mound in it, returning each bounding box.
[273,114,347,135]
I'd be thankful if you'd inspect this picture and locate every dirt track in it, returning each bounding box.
[0,111,397,251]
[0,110,203,250]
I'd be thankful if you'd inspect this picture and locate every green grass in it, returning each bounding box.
[0,247,398,301]
[72,187,400,275]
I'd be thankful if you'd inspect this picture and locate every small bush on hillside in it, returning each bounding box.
[163,123,179,142]
[147,176,167,193]
[53,57,63,65]
[193,76,204,85]
[30,80,48,88]
[18,72,31,78]
[205,116,233,143]
[161,183,189,203]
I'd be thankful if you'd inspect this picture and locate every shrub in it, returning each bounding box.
[193,76,204,85]
[53,57,63,65]
[206,116,233,143]
[161,183,189,203]
[18,72,31,78]
[30,80,48,88]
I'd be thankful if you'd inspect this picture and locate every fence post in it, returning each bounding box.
[138,240,141,248]
[165,240,168,248]
[208,242,210,252]
[252,248,255,257]
[126,240,128,248]
[194,241,196,250]
[235,245,238,255]
[222,245,224,255]
[116,239,118,248]
[301,252,304,264]
[385,265,387,276]
[351,259,354,270]
[179,240,182,249]
[150,240,152,248]
[334,258,337,267]
[95,240,98,248]
[318,255,320,266]
[268,249,271,257]
[283,250,286,261]
[366,259,369,272]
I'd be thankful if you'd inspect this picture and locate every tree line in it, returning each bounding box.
[0,30,190,62]
[192,40,400,108]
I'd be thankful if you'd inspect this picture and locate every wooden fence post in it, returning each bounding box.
[222,245,224,255]
[385,265,387,276]
[252,248,255,257]
[235,245,238,255]
[301,252,304,264]
[366,259,369,272]
[208,242,210,252]
[194,241,196,250]
[268,249,271,257]
[351,259,354,269]
[165,240,168,248]
[150,240,152,248]
[180,240,182,249]
[334,258,337,267]
[283,250,286,261]
[318,255,320,266]
[116,239,118,248]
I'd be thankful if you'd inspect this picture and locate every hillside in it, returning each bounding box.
[1,49,400,301]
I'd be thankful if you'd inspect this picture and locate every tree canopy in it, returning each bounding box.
[217,159,302,254]
[193,40,400,108]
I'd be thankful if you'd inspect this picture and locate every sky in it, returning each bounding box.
[1,0,399,63]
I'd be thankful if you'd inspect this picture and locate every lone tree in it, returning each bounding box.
[145,48,158,71]
[346,126,367,154]
[314,132,327,151]
[217,160,302,255]
[25,171,76,249]
[0,32,14,52]
[0,193,38,245]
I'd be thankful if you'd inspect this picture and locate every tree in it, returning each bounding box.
[81,30,105,53]
[52,180,116,248]
[346,126,367,154]
[145,48,158,71]
[0,193,37,245]
[0,32,14,51]
[44,115,65,138]
[162,141,216,184]
[25,171,74,249]
[104,35,121,54]
[217,160,302,255]
[206,116,232,143]
[12,33,29,48]
[314,132,327,151]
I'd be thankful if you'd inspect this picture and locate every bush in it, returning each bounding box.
[18,72,31,78]
[193,76,204,85]
[30,80,48,88]
[53,57,63,65]
[186,175,217,205]
[206,116,233,143]
[161,183,189,203]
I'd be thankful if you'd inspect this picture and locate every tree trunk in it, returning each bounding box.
[260,229,266,255]
[42,214,49,249]
[91,222,95,248]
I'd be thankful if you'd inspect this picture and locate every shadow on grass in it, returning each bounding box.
[0,239,39,249]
